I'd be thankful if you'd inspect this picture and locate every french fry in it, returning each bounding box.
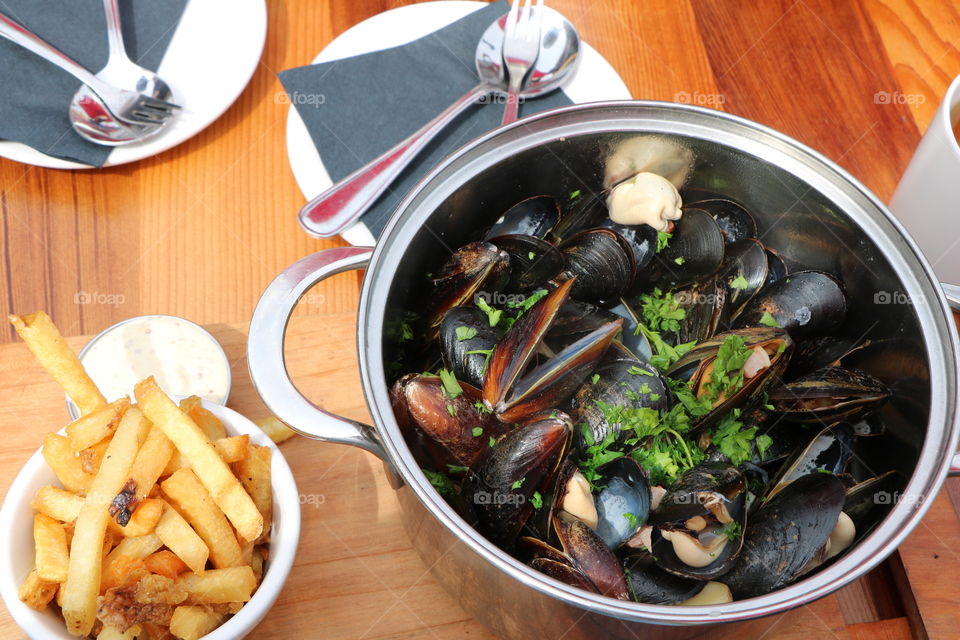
[161,450,187,477]
[10,312,107,415]
[136,378,262,542]
[80,439,111,475]
[177,566,256,604]
[126,424,175,503]
[161,469,242,569]
[96,624,142,640]
[180,396,227,441]
[32,485,84,522]
[100,532,161,592]
[214,434,249,463]
[233,444,272,540]
[66,399,129,452]
[61,407,150,637]
[42,433,93,494]
[251,545,265,584]
[134,574,187,605]
[169,605,225,640]
[255,415,297,444]
[155,502,209,575]
[34,513,70,582]
[143,550,189,580]
[18,568,58,611]
[107,499,164,538]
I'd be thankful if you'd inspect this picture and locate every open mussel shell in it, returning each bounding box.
[440,306,500,388]
[594,457,653,550]
[733,270,847,338]
[684,197,757,244]
[622,551,706,604]
[765,248,788,286]
[490,234,564,292]
[672,277,726,345]
[768,366,890,424]
[393,374,506,469]
[554,511,631,599]
[469,413,572,548]
[545,299,617,352]
[484,195,560,240]
[647,463,747,580]
[634,208,725,291]
[560,229,636,305]
[717,238,768,316]
[667,327,794,428]
[764,423,855,499]
[428,242,510,334]
[843,470,904,544]
[785,335,865,379]
[607,300,654,361]
[723,473,846,599]
[529,557,599,593]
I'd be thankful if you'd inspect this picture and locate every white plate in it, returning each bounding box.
[285,0,632,247]
[0,0,268,170]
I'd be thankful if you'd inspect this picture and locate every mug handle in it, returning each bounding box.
[247,246,393,467]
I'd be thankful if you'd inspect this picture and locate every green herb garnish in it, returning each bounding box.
[591,373,601,385]
[729,274,749,290]
[423,469,454,496]
[476,297,502,327]
[455,326,478,342]
[717,521,743,540]
[471,427,484,437]
[638,288,686,334]
[439,369,463,399]
[511,477,526,490]
[656,230,672,253]
[446,464,469,474]
[569,189,582,200]
[758,311,781,328]
[531,491,544,509]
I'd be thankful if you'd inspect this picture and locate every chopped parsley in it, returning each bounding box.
[623,512,639,529]
[423,469,454,496]
[578,425,626,490]
[700,335,753,403]
[474,400,492,414]
[446,404,457,417]
[511,477,526,490]
[729,274,749,290]
[446,464,469,474]
[758,311,781,328]
[591,373,601,385]
[531,491,544,509]
[465,348,494,376]
[627,365,652,376]
[439,369,463,399]
[476,297,503,327]
[635,322,697,371]
[756,434,773,459]
[471,427,484,437]
[674,257,685,265]
[717,521,743,540]
[455,326,478,342]
[656,230,672,253]
[528,251,536,260]
[569,189,582,200]
[489,436,497,447]
[507,288,549,313]
[638,288,686,334]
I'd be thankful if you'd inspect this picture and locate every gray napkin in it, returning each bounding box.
[0,0,187,167]
[278,0,574,240]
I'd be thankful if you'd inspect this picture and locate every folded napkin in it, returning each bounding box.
[279,0,574,240]
[0,0,187,167]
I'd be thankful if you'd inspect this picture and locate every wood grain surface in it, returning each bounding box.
[0,0,959,639]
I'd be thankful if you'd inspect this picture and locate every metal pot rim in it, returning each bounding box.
[357,100,960,624]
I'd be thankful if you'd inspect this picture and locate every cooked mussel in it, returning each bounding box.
[764,423,855,499]
[490,234,564,292]
[633,208,725,291]
[554,511,631,599]
[440,306,500,388]
[717,238,768,315]
[684,197,757,244]
[469,412,572,548]
[723,473,846,599]
[622,551,706,604]
[594,457,653,549]
[733,270,846,338]
[428,242,510,334]
[529,557,599,592]
[485,195,560,240]
[559,229,636,305]
[767,366,890,423]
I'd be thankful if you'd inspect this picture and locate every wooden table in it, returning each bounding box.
[0,0,958,638]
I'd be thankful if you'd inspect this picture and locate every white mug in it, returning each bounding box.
[890,74,960,307]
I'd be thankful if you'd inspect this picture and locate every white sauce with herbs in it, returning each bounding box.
[80,316,230,405]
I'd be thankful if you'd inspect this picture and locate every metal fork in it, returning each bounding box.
[500,0,544,125]
[0,11,178,126]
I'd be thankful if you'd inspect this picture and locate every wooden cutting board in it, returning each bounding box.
[0,313,957,639]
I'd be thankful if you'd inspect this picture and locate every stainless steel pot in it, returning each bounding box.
[248,102,960,638]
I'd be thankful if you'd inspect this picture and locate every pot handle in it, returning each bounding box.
[247,246,392,465]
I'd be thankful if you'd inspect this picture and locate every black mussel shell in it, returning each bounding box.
[519,535,570,564]
[469,414,571,548]
[765,249,788,286]
[554,511,631,599]
[594,457,652,550]
[768,366,890,424]
[485,195,560,240]
[560,229,636,305]
[552,191,607,243]
[428,242,510,334]
[648,524,745,580]
[440,306,500,388]
[649,462,746,528]
[672,277,726,345]
[684,198,757,244]
[622,551,706,604]
[530,557,600,592]
[785,335,866,380]
[843,470,904,544]
[634,209,725,291]
[491,234,564,292]
[765,423,855,499]
[607,300,654,361]
[545,299,617,352]
[394,374,506,469]
[596,220,658,272]
[723,473,846,599]
[717,238,768,316]
[733,270,846,339]
[570,347,671,449]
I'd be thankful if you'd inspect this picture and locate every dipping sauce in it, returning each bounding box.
[77,315,230,410]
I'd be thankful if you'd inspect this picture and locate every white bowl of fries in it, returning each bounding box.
[0,313,301,639]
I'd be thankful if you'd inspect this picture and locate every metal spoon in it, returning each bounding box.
[69,0,176,146]
[298,6,580,239]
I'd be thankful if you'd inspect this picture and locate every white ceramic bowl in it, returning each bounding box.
[0,401,301,639]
